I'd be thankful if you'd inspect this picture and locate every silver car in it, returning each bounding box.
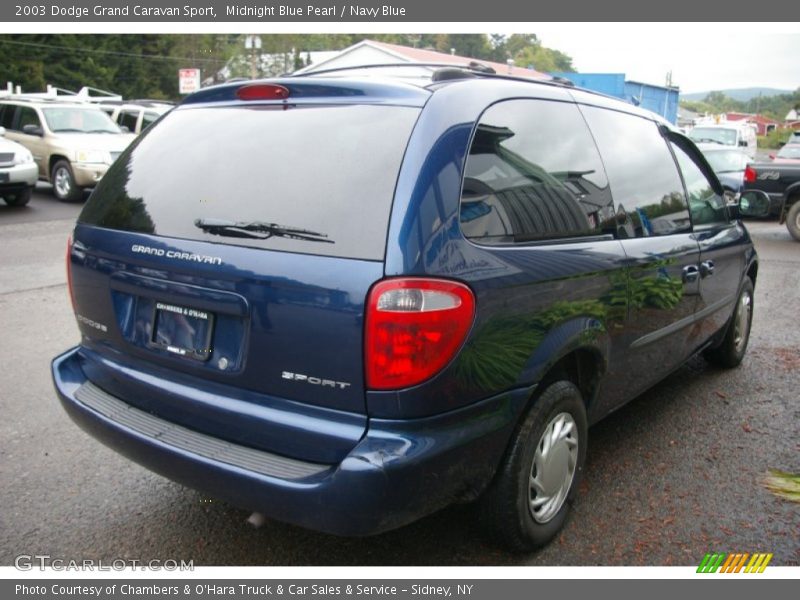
[0,126,38,206]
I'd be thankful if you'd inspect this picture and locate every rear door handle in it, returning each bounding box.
[700,260,715,277]
[682,265,700,283]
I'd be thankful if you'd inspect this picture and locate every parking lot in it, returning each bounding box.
[0,187,798,566]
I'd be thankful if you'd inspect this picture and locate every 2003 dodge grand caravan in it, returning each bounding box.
[52,66,764,551]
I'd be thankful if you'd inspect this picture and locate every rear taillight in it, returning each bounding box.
[365,278,476,390]
[744,165,757,183]
[66,235,76,312]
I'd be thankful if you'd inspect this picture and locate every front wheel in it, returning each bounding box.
[704,278,754,368]
[51,160,83,202]
[2,186,32,206]
[479,380,588,552]
[786,202,800,242]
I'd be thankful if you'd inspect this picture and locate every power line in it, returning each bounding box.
[0,38,226,65]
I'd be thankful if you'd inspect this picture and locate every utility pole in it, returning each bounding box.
[245,35,261,79]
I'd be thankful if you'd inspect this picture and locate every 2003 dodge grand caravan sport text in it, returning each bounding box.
[52,66,763,551]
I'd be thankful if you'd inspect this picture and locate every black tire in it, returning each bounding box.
[51,160,83,202]
[786,202,800,242]
[2,186,32,206]
[479,380,588,552]
[704,277,754,368]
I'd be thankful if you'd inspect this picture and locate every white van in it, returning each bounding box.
[688,123,758,159]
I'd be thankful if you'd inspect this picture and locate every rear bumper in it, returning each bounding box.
[52,346,530,536]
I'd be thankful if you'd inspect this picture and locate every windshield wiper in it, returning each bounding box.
[194,218,334,243]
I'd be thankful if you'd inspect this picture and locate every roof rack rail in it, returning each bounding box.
[289,61,499,78]
[286,61,587,92]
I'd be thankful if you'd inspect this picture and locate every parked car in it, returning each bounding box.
[688,123,758,159]
[0,99,135,201]
[0,126,38,206]
[696,143,750,195]
[52,69,767,551]
[98,101,173,135]
[769,142,800,164]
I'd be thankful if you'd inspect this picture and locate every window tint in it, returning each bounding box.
[79,104,420,261]
[18,107,41,131]
[581,106,689,238]
[460,99,613,244]
[0,105,15,129]
[117,110,139,132]
[671,143,728,226]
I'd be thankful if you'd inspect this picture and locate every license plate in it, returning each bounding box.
[151,302,214,361]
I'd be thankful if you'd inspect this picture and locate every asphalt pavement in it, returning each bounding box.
[0,187,797,566]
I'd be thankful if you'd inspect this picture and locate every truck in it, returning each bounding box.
[742,160,800,240]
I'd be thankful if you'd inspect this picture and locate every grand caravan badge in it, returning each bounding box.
[131,244,223,266]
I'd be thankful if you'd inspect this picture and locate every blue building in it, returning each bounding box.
[550,73,679,125]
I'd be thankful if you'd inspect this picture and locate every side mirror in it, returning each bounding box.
[739,190,771,218]
[738,140,747,147]
[22,124,44,136]
[769,153,776,159]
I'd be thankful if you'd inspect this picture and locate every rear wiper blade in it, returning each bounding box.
[194,218,334,244]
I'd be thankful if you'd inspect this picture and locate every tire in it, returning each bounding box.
[479,380,588,552]
[704,278,754,368]
[786,202,800,242]
[2,186,32,206]
[51,160,83,202]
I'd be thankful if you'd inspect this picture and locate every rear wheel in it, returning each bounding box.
[2,187,32,206]
[704,277,754,368]
[480,380,587,552]
[51,160,83,202]
[786,202,800,242]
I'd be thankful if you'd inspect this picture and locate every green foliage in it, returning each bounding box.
[680,88,800,122]
[758,127,795,150]
[0,33,575,99]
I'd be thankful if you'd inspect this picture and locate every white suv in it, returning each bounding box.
[99,101,173,135]
[0,99,135,201]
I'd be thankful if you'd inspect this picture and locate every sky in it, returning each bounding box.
[2,21,798,96]
[532,23,800,94]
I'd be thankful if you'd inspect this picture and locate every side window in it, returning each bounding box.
[17,107,42,131]
[0,105,15,129]
[117,110,139,132]
[581,106,689,238]
[671,143,728,227]
[142,111,159,131]
[460,99,614,244]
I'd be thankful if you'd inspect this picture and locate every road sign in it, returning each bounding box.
[179,68,201,95]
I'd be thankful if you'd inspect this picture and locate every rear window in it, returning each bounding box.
[79,104,421,261]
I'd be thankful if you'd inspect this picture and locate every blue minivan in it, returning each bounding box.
[53,66,761,551]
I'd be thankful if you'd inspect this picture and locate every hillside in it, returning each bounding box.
[682,87,793,102]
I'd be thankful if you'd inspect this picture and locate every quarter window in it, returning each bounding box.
[580,106,690,238]
[671,143,729,226]
[460,99,614,244]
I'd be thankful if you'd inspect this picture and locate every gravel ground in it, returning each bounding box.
[0,193,797,566]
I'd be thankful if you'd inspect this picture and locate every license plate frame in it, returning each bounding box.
[149,301,214,361]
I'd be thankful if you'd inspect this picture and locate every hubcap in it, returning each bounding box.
[54,167,72,198]
[733,290,752,353]
[529,412,579,524]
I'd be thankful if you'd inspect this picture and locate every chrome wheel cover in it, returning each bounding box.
[529,412,579,524]
[54,167,72,198]
[733,289,752,354]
